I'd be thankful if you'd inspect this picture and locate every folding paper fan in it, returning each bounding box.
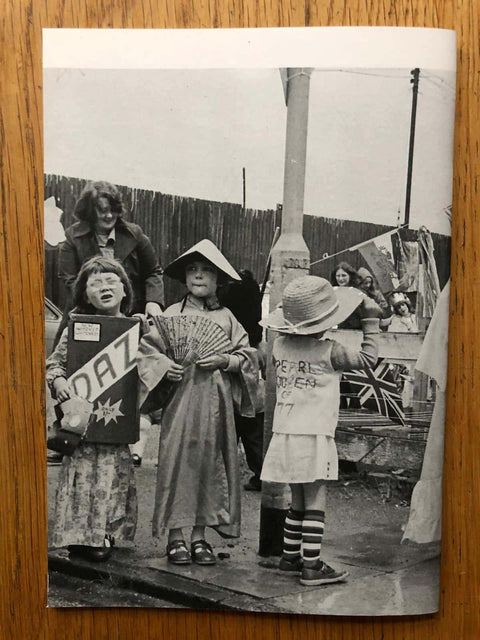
[151,315,233,365]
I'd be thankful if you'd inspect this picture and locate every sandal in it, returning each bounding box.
[191,539,216,565]
[166,539,191,564]
[132,454,142,467]
[105,534,115,547]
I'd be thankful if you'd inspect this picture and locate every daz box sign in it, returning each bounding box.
[66,315,140,444]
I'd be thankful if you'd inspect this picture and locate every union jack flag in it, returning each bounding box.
[342,359,405,425]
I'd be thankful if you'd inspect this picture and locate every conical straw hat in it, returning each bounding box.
[164,239,241,283]
[261,276,363,335]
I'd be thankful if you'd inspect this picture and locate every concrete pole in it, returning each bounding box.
[259,68,312,556]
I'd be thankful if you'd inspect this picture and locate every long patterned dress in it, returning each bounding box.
[46,327,137,548]
[137,295,258,539]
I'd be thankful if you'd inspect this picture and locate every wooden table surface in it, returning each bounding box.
[0,2,477,638]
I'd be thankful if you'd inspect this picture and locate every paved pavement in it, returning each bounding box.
[47,428,441,615]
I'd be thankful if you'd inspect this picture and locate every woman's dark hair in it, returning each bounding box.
[72,256,133,315]
[218,268,263,346]
[357,267,380,296]
[330,261,360,287]
[73,181,125,226]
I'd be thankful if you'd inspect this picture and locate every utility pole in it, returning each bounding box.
[404,68,420,228]
[259,68,312,556]
[242,167,246,210]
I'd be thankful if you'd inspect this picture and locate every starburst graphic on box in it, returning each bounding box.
[93,398,124,426]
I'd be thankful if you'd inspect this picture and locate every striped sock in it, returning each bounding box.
[282,508,304,559]
[302,510,325,563]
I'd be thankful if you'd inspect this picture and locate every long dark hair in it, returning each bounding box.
[330,261,360,287]
[73,181,125,226]
[217,269,263,346]
[72,256,133,315]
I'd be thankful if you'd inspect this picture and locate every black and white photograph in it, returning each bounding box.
[44,28,455,615]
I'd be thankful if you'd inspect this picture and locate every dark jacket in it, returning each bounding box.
[59,218,164,313]
[218,276,263,347]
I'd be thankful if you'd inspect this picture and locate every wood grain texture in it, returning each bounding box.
[0,1,477,638]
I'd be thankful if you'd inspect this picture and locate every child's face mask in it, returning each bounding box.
[185,261,218,298]
[85,272,126,315]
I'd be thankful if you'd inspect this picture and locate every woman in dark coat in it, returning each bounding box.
[55,181,164,343]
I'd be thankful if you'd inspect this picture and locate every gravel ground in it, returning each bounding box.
[47,432,412,562]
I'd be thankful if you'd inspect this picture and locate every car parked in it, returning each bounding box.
[45,297,62,357]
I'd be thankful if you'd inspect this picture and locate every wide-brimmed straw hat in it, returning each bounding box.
[164,239,241,283]
[261,276,364,335]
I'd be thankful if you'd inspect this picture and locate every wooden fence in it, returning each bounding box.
[44,174,451,309]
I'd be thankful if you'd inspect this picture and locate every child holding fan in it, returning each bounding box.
[260,276,379,586]
[137,240,258,565]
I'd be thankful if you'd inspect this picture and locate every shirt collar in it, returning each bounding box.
[96,227,116,246]
[71,218,132,238]
[184,293,221,311]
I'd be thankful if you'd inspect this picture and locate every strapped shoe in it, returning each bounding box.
[166,539,191,564]
[191,539,216,565]
[68,543,112,563]
[300,560,349,586]
[132,454,142,467]
[278,555,303,574]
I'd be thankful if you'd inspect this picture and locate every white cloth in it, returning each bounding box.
[271,336,341,437]
[402,281,450,543]
[44,196,66,246]
[402,392,445,543]
[261,434,338,483]
[415,281,450,391]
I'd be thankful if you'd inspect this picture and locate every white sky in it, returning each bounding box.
[44,66,455,235]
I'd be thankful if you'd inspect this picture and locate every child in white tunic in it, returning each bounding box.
[261,276,379,586]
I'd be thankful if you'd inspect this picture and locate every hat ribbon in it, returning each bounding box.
[277,301,339,333]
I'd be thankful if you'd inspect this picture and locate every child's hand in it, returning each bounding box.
[358,294,382,318]
[196,354,229,370]
[145,302,164,317]
[165,361,184,382]
[53,377,73,402]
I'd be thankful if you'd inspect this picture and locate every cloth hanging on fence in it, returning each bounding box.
[351,230,399,293]
[44,196,66,247]
[417,227,442,318]
[392,233,419,292]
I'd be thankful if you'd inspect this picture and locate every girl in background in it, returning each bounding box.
[388,293,418,333]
